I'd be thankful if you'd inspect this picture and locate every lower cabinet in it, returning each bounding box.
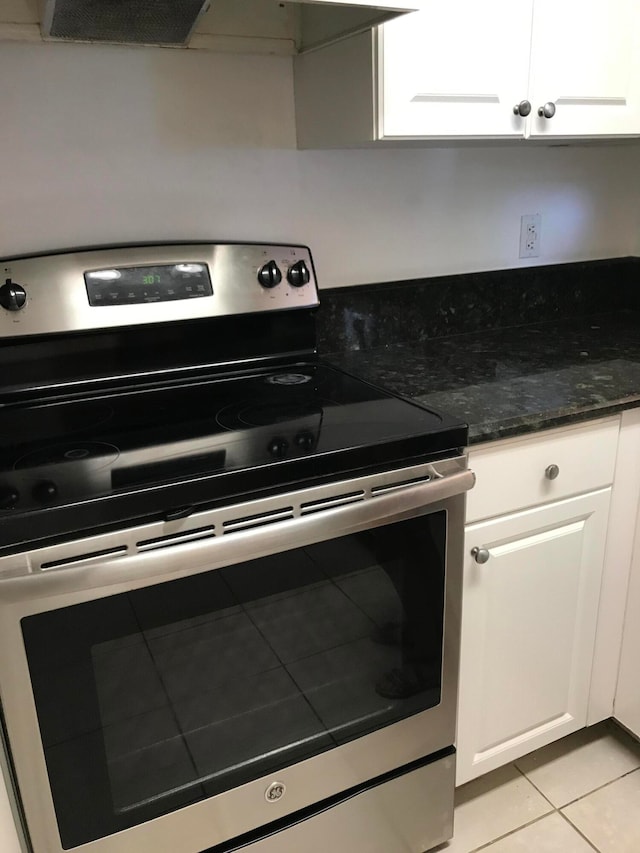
[614,435,640,739]
[456,487,612,785]
[615,552,640,738]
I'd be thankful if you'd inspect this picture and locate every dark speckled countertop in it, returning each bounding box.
[327,311,640,445]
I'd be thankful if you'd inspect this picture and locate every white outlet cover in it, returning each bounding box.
[520,213,541,258]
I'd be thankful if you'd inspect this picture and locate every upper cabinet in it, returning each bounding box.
[527,0,640,138]
[295,0,640,145]
[380,0,534,139]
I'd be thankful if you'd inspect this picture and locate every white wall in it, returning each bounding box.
[1,40,640,288]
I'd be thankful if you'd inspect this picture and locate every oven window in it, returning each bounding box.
[21,511,446,849]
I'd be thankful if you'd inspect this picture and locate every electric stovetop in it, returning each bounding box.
[0,362,466,522]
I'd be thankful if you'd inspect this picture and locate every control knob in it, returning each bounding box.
[0,485,20,511]
[268,437,289,458]
[33,481,58,503]
[0,279,27,311]
[258,261,282,289]
[287,260,311,288]
[295,431,316,451]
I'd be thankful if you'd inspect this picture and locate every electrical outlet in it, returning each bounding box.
[519,213,541,258]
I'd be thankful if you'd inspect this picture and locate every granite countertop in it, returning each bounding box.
[328,311,640,445]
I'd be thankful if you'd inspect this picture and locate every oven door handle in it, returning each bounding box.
[2,467,475,598]
[321,466,476,527]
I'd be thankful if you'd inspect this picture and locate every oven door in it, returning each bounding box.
[0,458,473,853]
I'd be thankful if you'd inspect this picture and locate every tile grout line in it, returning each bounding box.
[456,735,640,853]
[512,762,559,809]
[465,812,553,853]
[558,765,640,852]
[556,809,601,853]
[464,757,620,853]
[558,764,640,810]
[511,753,640,852]
[463,764,559,853]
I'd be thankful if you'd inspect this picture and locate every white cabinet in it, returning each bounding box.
[457,490,611,784]
[615,537,640,738]
[379,0,533,139]
[294,0,640,145]
[614,411,640,739]
[456,419,619,785]
[528,0,640,139]
[465,419,620,524]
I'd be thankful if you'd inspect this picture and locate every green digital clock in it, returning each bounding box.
[84,263,213,306]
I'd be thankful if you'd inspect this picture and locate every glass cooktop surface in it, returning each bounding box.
[0,361,467,548]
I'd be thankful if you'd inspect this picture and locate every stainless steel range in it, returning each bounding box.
[0,243,474,853]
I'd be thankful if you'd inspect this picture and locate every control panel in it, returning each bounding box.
[0,243,319,339]
[85,263,213,306]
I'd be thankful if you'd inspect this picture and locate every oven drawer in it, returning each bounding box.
[466,418,620,524]
[229,752,455,853]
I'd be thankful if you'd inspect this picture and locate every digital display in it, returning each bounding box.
[84,263,213,306]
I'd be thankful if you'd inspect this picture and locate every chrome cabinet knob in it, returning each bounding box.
[538,102,556,119]
[513,100,532,117]
[545,464,560,480]
[471,547,490,564]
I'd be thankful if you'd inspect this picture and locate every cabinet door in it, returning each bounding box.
[614,499,640,738]
[379,0,534,139]
[456,488,611,785]
[528,0,640,138]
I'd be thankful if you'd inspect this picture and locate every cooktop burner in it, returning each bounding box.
[14,442,120,471]
[217,401,326,429]
[0,402,113,443]
[265,373,313,386]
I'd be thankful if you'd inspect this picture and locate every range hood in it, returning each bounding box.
[36,0,421,54]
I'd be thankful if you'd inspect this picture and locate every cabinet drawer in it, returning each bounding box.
[466,418,620,524]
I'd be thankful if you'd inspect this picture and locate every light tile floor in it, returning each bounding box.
[439,721,640,853]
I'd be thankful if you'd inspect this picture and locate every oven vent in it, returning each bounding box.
[136,526,215,553]
[371,475,432,496]
[300,490,365,515]
[223,507,294,535]
[39,545,128,572]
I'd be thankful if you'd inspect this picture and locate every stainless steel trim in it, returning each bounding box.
[0,722,30,853]
[222,507,295,533]
[371,474,431,495]
[0,244,319,339]
[299,490,365,513]
[243,754,454,853]
[136,527,215,552]
[39,546,129,572]
[0,455,472,853]
[0,456,472,583]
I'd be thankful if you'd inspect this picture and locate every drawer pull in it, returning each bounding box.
[538,102,556,119]
[513,99,532,117]
[471,547,490,564]
[545,464,560,480]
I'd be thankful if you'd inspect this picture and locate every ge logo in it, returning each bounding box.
[265,781,286,802]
